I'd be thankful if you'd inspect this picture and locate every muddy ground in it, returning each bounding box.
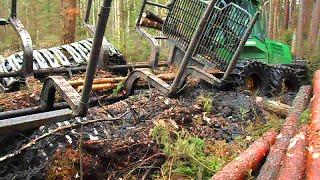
[0,74,295,179]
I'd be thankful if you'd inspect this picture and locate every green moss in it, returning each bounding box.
[151,125,226,179]
[299,108,311,125]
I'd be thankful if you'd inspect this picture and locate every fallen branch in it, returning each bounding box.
[0,111,129,162]
[256,97,290,117]
[257,85,312,180]
[211,130,277,180]
[306,70,320,179]
[277,125,308,180]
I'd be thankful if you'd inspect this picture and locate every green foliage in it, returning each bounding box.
[245,114,283,140]
[308,51,320,76]
[151,125,226,179]
[197,93,213,113]
[112,81,124,95]
[238,106,251,121]
[279,29,294,45]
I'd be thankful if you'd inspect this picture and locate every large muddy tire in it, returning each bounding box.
[268,66,300,96]
[238,61,269,96]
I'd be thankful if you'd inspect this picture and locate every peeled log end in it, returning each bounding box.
[256,96,290,117]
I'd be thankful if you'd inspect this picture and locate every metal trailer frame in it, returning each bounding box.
[0,0,34,78]
[0,0,114,134]
[124,0,260,96]
[0,0,168,84]
[0,0,258,134]
[84,0,113,70]
[135,0,170,70]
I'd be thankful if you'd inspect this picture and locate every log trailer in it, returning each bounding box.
[0,0,308,134]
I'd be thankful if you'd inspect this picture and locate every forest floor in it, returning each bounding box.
[0,70,298,179]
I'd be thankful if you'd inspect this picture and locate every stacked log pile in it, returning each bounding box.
[211,70,320,180]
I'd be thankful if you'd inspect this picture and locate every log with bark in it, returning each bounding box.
[77,83,118,92]
[257,85,312,180]
[277,125,308,180]
[69,77,126,86]
[142,10,164,24]
[256,97,291,117]
[306,70,320,179]
[140,18,163,30]
[211,130,278,180]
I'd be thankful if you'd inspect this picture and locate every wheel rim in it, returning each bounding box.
[282,79,299,92]
[244,73,262,94]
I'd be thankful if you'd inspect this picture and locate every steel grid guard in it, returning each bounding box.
[194,3,252,71]
[162,0,252,72]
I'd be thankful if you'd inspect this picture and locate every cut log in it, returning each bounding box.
[211,130,278,180]
[256,97,290,117]
[257,85,312,180]
[277,125,308,180]
[306,70,320,179]
[68,77,125,86]
[289,86,313,114]
[313,70,320,96]
[77,83,117,92]
[140,18,163,30]
[142,10,164,24]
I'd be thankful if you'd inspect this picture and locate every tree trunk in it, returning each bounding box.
[269,0,275,38]
[284,0,290,30]
[305,0,314,33]
[290,0,297,29]
[297,0,306,58]
[61,0,77,44]
[273,0,280,39]
[308,0,320,51]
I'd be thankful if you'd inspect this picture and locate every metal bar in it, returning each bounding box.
[222,11,260,81]
[136,27,160,69]
[0,95,125,120]
[10,0,17,18]
[0,62,167,78]
[145,1,169,9]
[0,66,86,78]
[9,17,34,78]
[169,0,216,95]
[136,0,148,26]
[108,61,167,70]
[78,0,113,117]
[124,69,170,95]
[0,109,72,135]
[40,76,81,112]
[0,103,67,120]
[84,0,93,23]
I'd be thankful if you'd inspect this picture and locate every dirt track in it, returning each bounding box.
[0,77,294,179]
